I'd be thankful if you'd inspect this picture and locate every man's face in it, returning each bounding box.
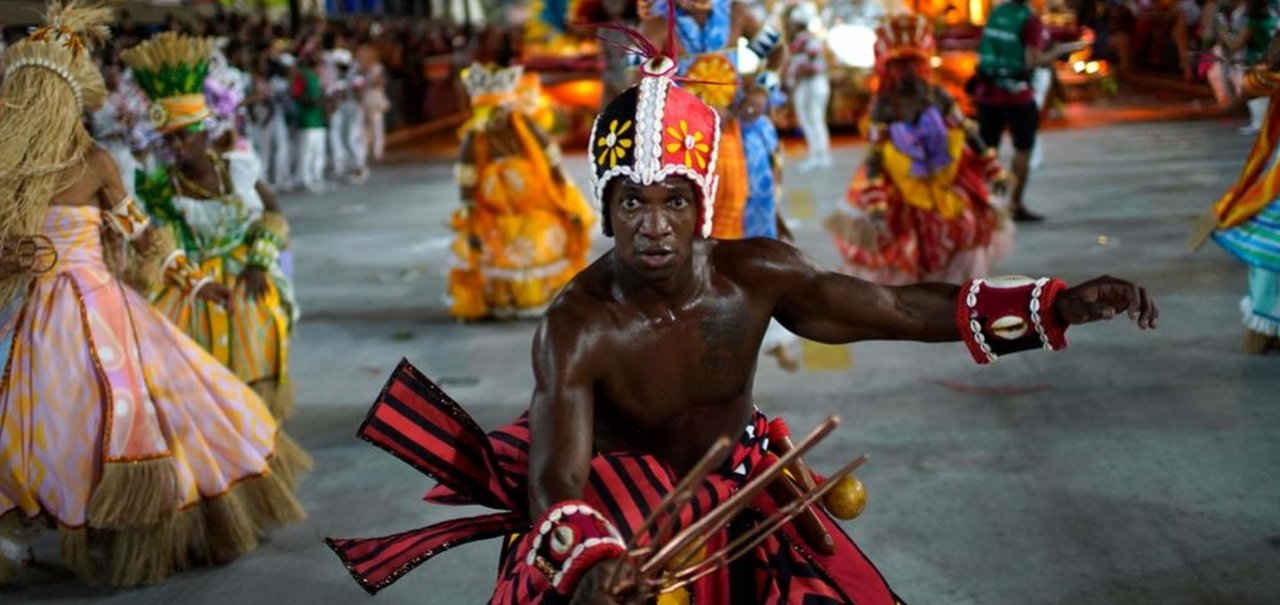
[606,176,700,280]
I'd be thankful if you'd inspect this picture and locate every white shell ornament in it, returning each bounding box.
[990,315,1029,340]
[550,525,575,556]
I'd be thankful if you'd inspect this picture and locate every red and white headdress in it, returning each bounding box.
[873,14,937,71]
[588,31,722,237]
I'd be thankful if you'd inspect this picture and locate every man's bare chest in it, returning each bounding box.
[597,298,769,425]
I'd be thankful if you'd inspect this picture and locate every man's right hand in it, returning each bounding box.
[569,560,647,605]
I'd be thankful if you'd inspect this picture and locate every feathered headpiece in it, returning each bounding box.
[588,13,723,238]
[874,14,937,71]
[121,32,216,133]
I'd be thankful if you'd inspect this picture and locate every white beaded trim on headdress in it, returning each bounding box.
[588,64,723,238]
[7,57,84,111]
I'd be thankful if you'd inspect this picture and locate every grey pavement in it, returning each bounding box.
[6,118,1280,605]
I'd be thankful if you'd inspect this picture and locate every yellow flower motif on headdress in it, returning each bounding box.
[596,119,633,168]
[665,120,710,170]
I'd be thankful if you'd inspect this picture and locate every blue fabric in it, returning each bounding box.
[0,294,20,377]
[1213,197,1280,272]
[647,0,735,71]
[741,115,779,239]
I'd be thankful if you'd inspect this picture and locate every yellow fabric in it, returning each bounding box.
[152,243,291,390]
[1211,87,1280,229]
[879,128,968,220]
[1,206,282,530]
[449,113,595,319]
[155,93,212,133]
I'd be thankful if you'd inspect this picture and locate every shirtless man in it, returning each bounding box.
[329,52,1158,605]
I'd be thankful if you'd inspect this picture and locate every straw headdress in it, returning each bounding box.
[120,32,215,133]
[0,1,112,309]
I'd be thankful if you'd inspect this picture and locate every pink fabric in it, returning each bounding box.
[0,206,280,526]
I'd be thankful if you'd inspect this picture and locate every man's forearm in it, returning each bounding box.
[887,282,964,342]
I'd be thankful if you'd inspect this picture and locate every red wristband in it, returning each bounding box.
[956,277,1069,364]
[526,500,626,595]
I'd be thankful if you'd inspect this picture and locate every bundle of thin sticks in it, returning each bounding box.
[603,416,869,601]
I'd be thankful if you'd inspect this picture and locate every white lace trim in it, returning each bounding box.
[591,78,722,238]
[1241,296,1280,336]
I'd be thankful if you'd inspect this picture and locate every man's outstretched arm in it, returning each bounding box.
[755,239,1158,348]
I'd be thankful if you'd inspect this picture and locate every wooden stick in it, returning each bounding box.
[607,437,731,591]
[640,416,841,575]
[662,454,870,590]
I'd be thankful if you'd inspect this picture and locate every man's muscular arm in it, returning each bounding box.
[742,239,1157,346]
[771,251,962,343]
[528,305,599,519]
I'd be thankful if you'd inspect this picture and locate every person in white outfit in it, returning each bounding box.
[267,54,296,190]
[786,3,833,171]
[292,50,330,193]
[1204,0,1270,134]
[340,55,369,183]
[358,44,389,164]
[325,49,353,180]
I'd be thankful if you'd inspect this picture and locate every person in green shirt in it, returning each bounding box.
[293,51,329,192]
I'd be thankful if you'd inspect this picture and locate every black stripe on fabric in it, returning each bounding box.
[632,456,677,534]
[381,390,491,476]
[365,416,499,508]
[362,515,524,578]
[490,429,531,453]
[604,455,654,526]
[396,366,493,443]
[587,470,631,540]
[346,515,486,568]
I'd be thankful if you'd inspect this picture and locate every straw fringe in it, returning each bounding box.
[13,430,311,587]
[87,458,179,529]
[251,378,296,423]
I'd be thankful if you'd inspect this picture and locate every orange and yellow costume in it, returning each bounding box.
[448,64,596,319]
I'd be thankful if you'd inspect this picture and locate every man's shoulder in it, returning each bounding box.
[707,237,808,282]
[542,256,616,329]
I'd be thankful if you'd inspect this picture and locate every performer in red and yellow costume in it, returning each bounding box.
[828,16,1015,285]
[448,64,596,320]
[0,3,306,586]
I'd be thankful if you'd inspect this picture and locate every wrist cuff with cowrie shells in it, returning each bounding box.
[526,500,626,595]
[956,277,1069,365]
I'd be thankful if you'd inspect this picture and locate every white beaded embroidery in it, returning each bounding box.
[589,77,723,237]
[965,279,997,363]
[8,57,84,112]
[1030,277,1054,350]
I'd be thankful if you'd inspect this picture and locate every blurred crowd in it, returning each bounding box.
[1,7,527,193]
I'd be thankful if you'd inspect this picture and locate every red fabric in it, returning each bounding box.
[972,14,1049,105]
[326,360,905,604]
[837,149,998,281]
[954,277,1071,365]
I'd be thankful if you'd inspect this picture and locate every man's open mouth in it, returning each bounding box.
[638,249,676,267]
